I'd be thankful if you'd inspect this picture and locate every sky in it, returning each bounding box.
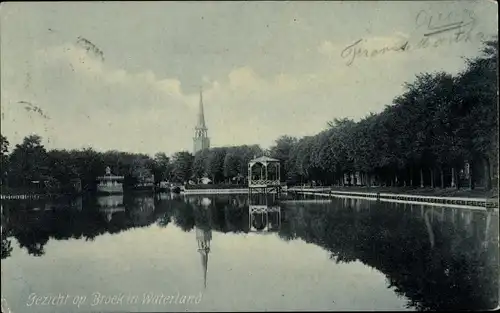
[0,1,497,156]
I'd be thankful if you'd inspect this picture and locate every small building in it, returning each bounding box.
[158,181,170,191]
[96,166,124,194]
[134,174,155,191]
[200,177,212,185]
[248,156,281,194]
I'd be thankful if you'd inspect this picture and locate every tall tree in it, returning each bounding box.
[171,151,194,183]
[8,135,49,188]
[0,135,9,185]
[206,148,227,183]
[192,149,210,182]
[455,38,498,190]
[223,150,243,182]
[270,135,298,181]
[152,152,171,182]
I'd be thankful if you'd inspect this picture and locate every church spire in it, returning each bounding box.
[196,87,206,129]
[193,85,210,154]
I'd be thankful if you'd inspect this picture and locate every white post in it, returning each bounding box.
[248,164,252,187]
[278,163,280,183]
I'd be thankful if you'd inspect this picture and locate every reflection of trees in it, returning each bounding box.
[125,196,156,226]
[1,211,13,259]
[194,205,211,230]
[1,234,12,259]
[3,194,245,258]
[278,199,499,311]
[223,205,248,233]
[155,196,174,228]
[3,194,496,310]
[176,195,249,234]
[157,211,172,228]
[1,195,164,257]
[171,199,195,232]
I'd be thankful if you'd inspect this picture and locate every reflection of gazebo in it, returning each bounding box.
[248,205,281,232]
[248,156,281,194]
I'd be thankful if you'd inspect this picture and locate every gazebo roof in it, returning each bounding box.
[249,156,280,164]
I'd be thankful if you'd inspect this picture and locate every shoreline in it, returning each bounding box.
[0,194,45,200]
[2,187,498,209]
[181,188,249,195]
[291,188,499,209]
[289,186,497,198]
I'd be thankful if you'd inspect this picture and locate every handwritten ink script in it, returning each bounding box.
[341,9,485,66]
[18,101,50,120]
[76,37,105,61]
[24,292,203,308]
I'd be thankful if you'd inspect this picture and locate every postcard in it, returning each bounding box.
[1,1,498,312]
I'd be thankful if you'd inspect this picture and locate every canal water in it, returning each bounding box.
[1,193,498,312]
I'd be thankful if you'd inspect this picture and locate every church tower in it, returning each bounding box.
[193,88,210,154]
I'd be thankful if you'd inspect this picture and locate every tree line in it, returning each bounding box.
[270,38,498,190]
[0,134,170,193]
[0,133,264,193]
[0,38,497,193]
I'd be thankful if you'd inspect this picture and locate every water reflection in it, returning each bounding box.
[195,226,211,290]
[1,203,12,259]
[1,194,498,311]
[97,195,125,222]
[249,205,281,233]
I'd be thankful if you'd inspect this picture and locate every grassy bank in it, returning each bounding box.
[325,186,498,199]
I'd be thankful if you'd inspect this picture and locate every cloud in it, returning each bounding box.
[37,44,189,107]
[1,26,491,156]
[1,44,194,154]
[2,42,317,155]
[228,66,261,90]
[317,41,337,55]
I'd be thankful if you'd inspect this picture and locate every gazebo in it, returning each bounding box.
[248,156,281,194]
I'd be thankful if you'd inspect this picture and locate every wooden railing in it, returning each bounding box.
[249,179,280,186]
